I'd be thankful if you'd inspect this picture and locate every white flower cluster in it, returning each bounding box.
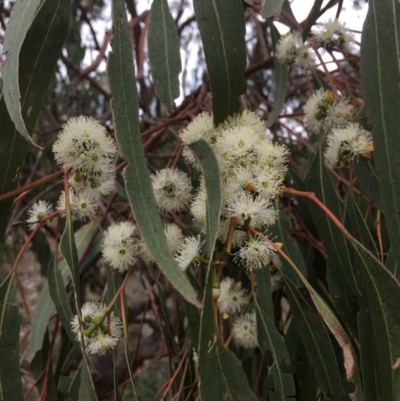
[102,222,138,272]
[313,20,353,49]
[324,123,373,167]
[72,302,122,356]
[275,31,314,69]
[53,116,118,221]
[182,111,288,270]
[304,89,353,132]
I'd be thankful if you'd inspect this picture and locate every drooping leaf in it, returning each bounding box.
[30,221,102,359]
[193,0,246,125]
[79,359,99,401]
[301,0,323,40]
[60,197,81,305]
[0,0,70,253]
[266,22,288,128]
[307,141,358,295]
[148,0,182,110]
[254,299,296,401]
[354,160,382,210]
[284,278,344,396]
[193,137,257,401]
[0,273,24,401]
[47,253,78,346]
[360,0,400,267]
[188,139,222,255]
[352,239,400,399]
[107,0,200,308]
[2,0,46,145]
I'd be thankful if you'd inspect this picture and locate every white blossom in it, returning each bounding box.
[72,302,122,356]
[151,168,192,213]
[313,19,353,49]
[217,277,248,314]
[26,200,53,230]
[57,190,99,221]
[102,222,138,272]
[234,237,275,271]
[275,31,314,68]
[232,311,258,348]
[174,235,203,271]
[324,123,373,167]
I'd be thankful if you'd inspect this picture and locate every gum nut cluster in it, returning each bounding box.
[71,302,122,356]
[182,110,288,268]
[275,31,315,69]
[232,311,258,349]
[312,19,353,49]
[26,200,53,231]
[304,89,353,132]
[217,277,249,314]
[139,223,184,264]
[324,123,373,167]
[102,222,138,272]
[53,116,118,221]
[151,167,192,213]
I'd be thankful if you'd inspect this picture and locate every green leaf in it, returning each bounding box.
[47,253,78,346]
[360,0,400,267]
[60,201,81,305]
[193,0,246,125]
[0,273,24,401]
[352,239,400,399]
[354,160,382,210]
[30,221,102,359]
[79,360,98,401]
[2,0,53,144]
[255,266,273,319]
[277,255,364,401]
[188,139,222,255]
[261,0,285,19]
[284,278,344,396]
[301,0,323,40]
[108,0,200,308]
[148,0,182,110]
[306,141,358,295]
[266,22,288,128]
[0,0,70,249]
[254,298,296,401]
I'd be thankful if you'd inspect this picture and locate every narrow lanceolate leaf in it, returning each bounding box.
[277,255,364,401]
[284,279,344,397]
[3,0,46,145]
[254,299,296,401]
[360,0,400,267]
[108,0,200,308]
[30,221,102,360]
[47,254,78,347]
[301,0,323,40]
[266,22,288,128]
[307,142,358,295]
[198,268,259,401]
[148,0,181,110]
[0,0,70,248]
[194,139,257,401]
[60,200,81,305]
[188,140,221,256]
[0,273,23,401]
[193,0,246,125]
[79,360,98,401]
[352,239,400,399]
